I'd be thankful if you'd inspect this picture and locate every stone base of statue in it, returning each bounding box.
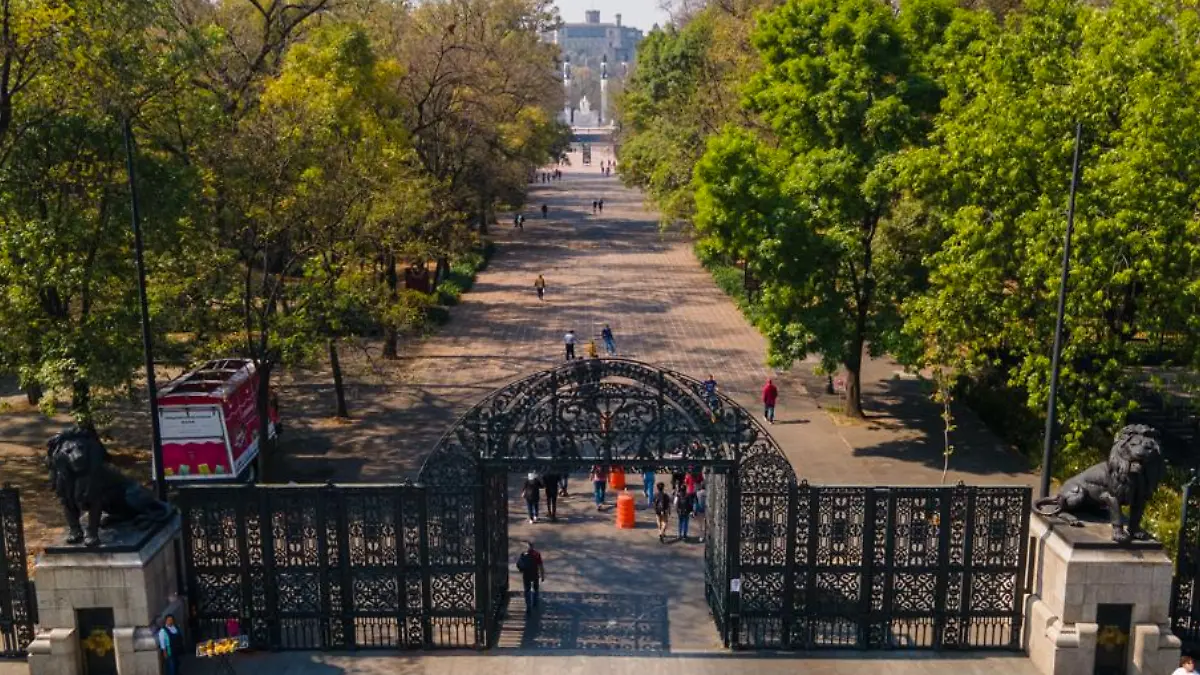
[1024,513,1180,675]
[28,515,184,675]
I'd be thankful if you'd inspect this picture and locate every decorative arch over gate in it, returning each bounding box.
[418,358,796,485]
[414,358,795,649]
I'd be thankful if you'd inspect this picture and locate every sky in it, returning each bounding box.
[552,0,671,34]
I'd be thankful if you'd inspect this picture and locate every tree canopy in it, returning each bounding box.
[618,0,1200,483]
[0,0,568,424]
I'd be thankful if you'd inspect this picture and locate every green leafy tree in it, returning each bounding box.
[901,0,1200,473]
[693,0,953,417]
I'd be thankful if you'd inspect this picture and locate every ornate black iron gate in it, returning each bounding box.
[177,482,482,650]
[1171,476,1200,651]
[1,485,35,658]
[732,481,1031,650]
[176,359,1032,654]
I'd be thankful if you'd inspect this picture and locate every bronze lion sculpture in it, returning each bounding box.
[47,426,175,547]
[1034,424,1164,543]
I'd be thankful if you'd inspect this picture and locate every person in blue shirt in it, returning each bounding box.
[157,614,183,675]
[642,468,656,506]
[600,324,617,356]
[702,375,718,405]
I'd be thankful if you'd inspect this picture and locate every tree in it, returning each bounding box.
[693,0,952,417]
[900,0,1200,472]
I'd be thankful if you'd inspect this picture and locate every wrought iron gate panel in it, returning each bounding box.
[704,471,731,645]
[179,485,436,650]
[480,467,509,647]
[730,484,1029,651]
[1173,478,1200,651]
[0,486,34,659]
[734,449,794,648]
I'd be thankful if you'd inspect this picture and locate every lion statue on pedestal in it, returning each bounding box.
[47,426,175,547]
[1034,424,1164,543]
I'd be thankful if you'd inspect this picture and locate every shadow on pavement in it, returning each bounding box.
[496,591,670,653]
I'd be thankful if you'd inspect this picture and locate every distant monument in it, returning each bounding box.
[575,95,599,127]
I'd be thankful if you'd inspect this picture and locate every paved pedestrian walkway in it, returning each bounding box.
[274,150,1032,488]
[171,651,1038,675]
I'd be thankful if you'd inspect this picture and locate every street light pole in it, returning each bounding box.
[123,117,166,502]
[1039,122,1084,499]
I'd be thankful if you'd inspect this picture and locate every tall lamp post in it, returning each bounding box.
[1039,122,1084,499]
[123,118,166,502]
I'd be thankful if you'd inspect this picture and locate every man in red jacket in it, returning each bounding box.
[762,378,779,424]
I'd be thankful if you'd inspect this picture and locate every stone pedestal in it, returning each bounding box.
[27,516,184,675]
[1024,513,1180,675]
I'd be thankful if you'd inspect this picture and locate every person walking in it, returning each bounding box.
[642,468,656,506]
[517,214,524,230]
[541,203,548,218]
[592,200,597,214]
[590,464,607,510]
[600,324,616,356]
[702,374,718,407]
[675,485,695,541]
[670,468,685,494]
[653,482,671,543]
[516,542,545,615]
[564,329,577,360]
[542,472,560,521]
[157,615,183,675]
[598,199,604,213]
[762,377,779,424]
[522,472,542,523]
[684,470,697,496]
[535,274,546,301]
[695,480,707,543]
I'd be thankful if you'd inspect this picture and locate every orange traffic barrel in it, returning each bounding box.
[616,491,636,529]
[609,467,627,490]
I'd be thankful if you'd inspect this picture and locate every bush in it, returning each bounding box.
[437,280,465,306]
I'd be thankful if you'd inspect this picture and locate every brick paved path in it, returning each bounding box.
[276,149,1032,488]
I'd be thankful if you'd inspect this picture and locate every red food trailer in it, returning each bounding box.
[157,358,279,483]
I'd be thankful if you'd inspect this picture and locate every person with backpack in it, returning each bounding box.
[522,472,542,523]
[653,482,671,542]
[516,542,545,614]
[590,464,607,510]
[676,486,695,541]
[542,472,560,521]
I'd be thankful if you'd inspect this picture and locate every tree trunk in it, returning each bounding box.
[255,360,274,481]
[329,338,349,419]
[24,382,41,405]
[71,377,91,424]
[382,253,398,359]
[478,192,489,235]
[433,256,449,289]
[843,331,866,419]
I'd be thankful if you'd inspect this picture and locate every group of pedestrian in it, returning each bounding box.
[599,159,615,176]
[521,471,564,523]
[536,169,562,182]
[650,467,706,543]
[591,199,604,214]
[562,324,617,360]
